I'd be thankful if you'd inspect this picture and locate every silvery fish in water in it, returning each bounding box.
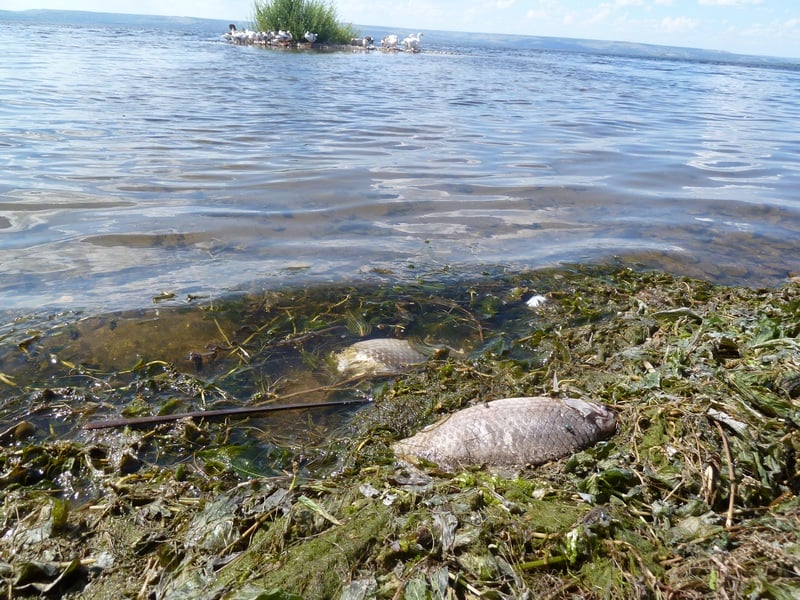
[334,338,427,377]
[393,396,616,469]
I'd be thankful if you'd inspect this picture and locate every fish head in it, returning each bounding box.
[591,405,617,437]
[562,398,617,437]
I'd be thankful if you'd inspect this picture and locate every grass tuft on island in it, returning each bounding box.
[252,0,358,45]
[1,265,799,598]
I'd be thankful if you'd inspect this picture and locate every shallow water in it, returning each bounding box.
[2,16,799,316]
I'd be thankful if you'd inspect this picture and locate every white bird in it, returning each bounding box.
[226,26,254,44]
[349,36,373,47]
[381,34,399,49]
[276,29,293,44]
[234,29,251,44]
[304,31,318,43]
[402,32,423,52]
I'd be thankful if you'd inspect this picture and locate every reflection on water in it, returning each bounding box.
[1,19,799,314]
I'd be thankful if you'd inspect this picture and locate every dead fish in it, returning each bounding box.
[393,396,616,470]
[334,338,427,377]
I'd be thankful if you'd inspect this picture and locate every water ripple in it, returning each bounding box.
[1,20,799,311]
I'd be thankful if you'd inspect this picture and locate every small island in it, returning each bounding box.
[223,0,423,52]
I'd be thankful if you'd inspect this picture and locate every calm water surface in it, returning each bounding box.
[2,18,800,314]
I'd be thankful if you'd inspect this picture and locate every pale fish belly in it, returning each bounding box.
[334,338,427,377]
[392,397,617,469]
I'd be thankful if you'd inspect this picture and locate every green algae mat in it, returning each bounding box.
[1,266,799,598]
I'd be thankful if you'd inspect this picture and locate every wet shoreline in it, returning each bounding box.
[2,266,799,597]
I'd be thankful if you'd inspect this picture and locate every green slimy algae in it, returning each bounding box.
[1,266,800,598]
[219,494,393,598]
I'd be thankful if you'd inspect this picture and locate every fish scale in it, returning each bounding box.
[393,396,617,469]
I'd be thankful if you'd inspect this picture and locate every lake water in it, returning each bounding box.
[1,11,800,489]
[1,15,800,316]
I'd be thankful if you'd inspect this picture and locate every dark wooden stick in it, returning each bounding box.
[84,398,371,430]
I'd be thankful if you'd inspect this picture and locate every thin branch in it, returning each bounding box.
[84,397,371,430]
[713,419,736,529]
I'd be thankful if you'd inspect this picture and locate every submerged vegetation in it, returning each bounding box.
[252,0,357,44]
[1,266,800,597]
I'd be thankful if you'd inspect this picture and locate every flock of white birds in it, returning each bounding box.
[381,32,423,52]
[223,25,423,52]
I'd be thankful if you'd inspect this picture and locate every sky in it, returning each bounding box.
[5,0,800,58]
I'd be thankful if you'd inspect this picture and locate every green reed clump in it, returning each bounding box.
[252,0,358,44]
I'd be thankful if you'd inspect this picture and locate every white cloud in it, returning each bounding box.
[698,0,764,6]
[661,16,698,31]
[585,4,613,24]
[525,9,548,19]
[581,0,651,25]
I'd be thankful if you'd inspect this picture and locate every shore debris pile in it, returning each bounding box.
[223,24,424,52]
[1,266,800,598]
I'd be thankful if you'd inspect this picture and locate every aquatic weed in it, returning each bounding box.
[1,267,800,597]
